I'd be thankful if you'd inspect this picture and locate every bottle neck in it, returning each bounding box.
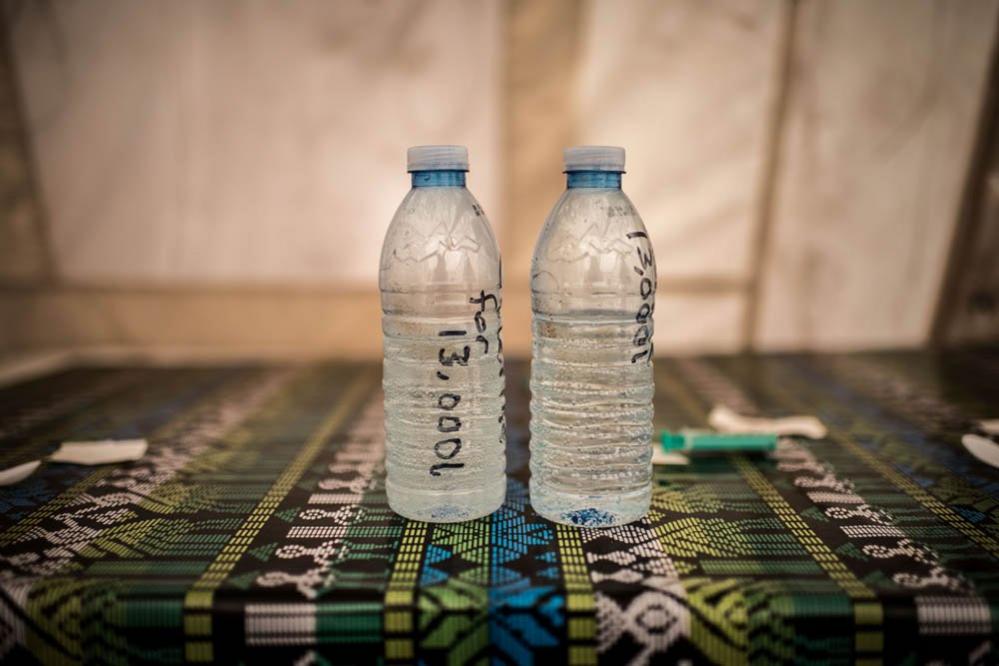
[567,171,622,189]
[411,170,466,187]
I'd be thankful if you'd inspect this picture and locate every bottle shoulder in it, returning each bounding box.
[380,187,501,292]
[534,189,651,254]
[531,188,656,301]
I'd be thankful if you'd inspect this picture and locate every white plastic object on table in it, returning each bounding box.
[0,438,148,486]
[708,405,828,440]
[50,438,148,465]
[963,433,999,468]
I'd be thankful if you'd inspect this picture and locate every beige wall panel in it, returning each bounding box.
[0,31,49,283]
[654,291,745,353]
[756,0,999,350]
[0,285,742,360]
[576,0,786,283]
[9,0,502,287]
[0,287,383,359]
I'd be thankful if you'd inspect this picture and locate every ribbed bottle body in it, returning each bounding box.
[380,181,506,522]
[530,184,656,527]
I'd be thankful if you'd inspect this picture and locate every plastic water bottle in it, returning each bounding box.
[530,146,656,527]
[380,145,506,522]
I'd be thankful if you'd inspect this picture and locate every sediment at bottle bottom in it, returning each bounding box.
[529,483,651,527]
[386,476,506,522]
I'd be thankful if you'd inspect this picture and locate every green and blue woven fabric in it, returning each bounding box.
[0,351,997,664]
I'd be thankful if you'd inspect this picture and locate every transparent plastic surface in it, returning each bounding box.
[380,179,506,522]
[530,182,656,527]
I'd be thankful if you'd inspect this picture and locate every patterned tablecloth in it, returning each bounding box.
[1,352,998,664]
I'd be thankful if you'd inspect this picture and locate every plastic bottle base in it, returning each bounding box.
[530,482,651,527]
[386,477,506,523]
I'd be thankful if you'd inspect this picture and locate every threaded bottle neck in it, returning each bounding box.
[412,170,466,187]
[566,171,622,189]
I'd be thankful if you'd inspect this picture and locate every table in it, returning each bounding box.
[1,352,997,664]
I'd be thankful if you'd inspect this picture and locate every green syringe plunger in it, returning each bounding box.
[660,429,777,453]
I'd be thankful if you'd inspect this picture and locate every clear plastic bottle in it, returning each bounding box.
[530,146,656,527]
[380,145,506,522]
